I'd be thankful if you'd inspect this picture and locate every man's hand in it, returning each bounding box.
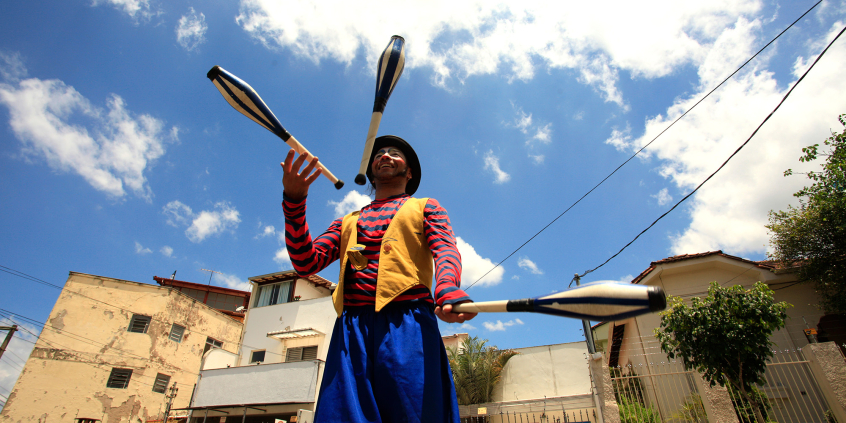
[435,301,477,324]
[281,148,322,201]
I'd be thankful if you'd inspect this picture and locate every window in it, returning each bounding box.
[169,324,185,343]
[250,350,266,363]
[286,346,318,362]
[206,292,244,311]
[75,419,101,423]
[179,287,208,302]
[254,281,293,308]
[608,324,626,368]
[152,373,171,394]
[106,368,133,389]
[127,315,151,334]
[203,337,223,355]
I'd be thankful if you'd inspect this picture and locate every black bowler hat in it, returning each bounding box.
[366,135,421,195]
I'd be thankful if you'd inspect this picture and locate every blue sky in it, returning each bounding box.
[1,0,845,402]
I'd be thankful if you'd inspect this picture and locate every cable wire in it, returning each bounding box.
[575,22,846,280]
[465,0,822,291]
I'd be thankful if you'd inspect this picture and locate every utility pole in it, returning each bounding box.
[573,275,597,354]
[0,325,18,360]
[163,382,178,422]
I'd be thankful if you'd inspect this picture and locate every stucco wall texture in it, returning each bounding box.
[0,272,243,423]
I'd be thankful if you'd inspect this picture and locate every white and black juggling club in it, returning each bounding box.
[207,65,344,189]
[452,283,667,321]
[354,35,406,185]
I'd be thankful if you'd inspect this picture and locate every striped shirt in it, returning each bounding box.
[283,193,470,308]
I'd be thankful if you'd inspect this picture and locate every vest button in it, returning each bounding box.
[384,244,392,253]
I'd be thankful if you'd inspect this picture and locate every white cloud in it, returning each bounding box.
[163,200,193,227]
[235,0,760,105]
[456,236,503,287]
[91,0,156,21]
[212,272,251,292]
[483,150,510,184]
[176,8,208,51]
[585,274,636,285]
[134,241,152,255]
[483,318,524,332]
[533,123,552,144]
[440,322,477,335]
[517,256,543,275]
[0,316,38,402]
[328,190,372,218]
[160,246,173,257]
[651,188,673,206]
[606,21,846,256]
[0,51,27,83]
[513,109,532,134]
[529,154,544,165]
[274,247,292,269]
[163,200,241,243]
[255,225,277,239]
[186,202,241,243]
[0,69,172,201]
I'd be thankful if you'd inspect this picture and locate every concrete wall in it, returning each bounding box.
[0,272,243,423]
[494,341,591,402]
[192,361,320,408]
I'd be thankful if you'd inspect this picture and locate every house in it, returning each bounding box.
[185,270,336,422]
[593,251,846,423]
[152,276,251,323]
[0,272,245,423]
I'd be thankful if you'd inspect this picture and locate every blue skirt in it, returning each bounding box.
[313,303,460,423]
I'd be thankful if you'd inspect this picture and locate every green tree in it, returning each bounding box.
[767,113,846,314]
[654,282,791,423]
[446,335,518,405]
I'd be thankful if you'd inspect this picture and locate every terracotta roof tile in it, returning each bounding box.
[629,250,784,284]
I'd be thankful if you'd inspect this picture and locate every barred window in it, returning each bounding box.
[152,373,170,394]
[106,368,132,389]
[169,324,185,343]
[127,315,151,334]
[286,346,318,362]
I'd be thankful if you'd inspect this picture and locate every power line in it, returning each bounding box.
[466,0,823,291]
[575,22,846,280]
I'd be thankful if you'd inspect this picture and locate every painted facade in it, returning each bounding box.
[188,270,336,422]
[0,272,243,423]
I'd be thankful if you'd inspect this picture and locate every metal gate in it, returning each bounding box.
[610,354,706,423]
[728,348,831,423]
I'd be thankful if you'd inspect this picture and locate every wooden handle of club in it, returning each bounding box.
[452,301,509,314]
[355,111,383,185]
[286,135,344,189]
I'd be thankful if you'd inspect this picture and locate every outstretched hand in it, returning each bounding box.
[435,301,477,324]
[281,148,322,201]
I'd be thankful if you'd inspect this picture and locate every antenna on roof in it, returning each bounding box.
[170,270,177,280]
[200,268,223,285]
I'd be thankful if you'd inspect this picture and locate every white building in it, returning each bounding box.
[185,271,335,422]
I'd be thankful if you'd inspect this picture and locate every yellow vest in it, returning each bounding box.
[334,197,434,317]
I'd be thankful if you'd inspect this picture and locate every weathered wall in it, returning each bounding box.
[0,272,243,423]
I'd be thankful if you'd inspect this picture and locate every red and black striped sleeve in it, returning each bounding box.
[282,193,341,276]
[424,198,471,306]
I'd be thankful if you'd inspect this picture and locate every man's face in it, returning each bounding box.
[372,146,410,180]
